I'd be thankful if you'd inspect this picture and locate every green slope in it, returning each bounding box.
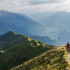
[0,31,68,70]
[11,47,68,70]
[0,31,53,70]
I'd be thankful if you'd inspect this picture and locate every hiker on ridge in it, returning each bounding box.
[67,42,70,48]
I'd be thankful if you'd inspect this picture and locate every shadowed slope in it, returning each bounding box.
[0,31,53,70]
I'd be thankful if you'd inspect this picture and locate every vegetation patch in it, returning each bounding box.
[11,47,68,70]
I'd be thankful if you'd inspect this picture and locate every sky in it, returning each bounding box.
[0,0,70,14]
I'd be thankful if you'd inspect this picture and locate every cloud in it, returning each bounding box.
[0,0,64,5]
[28,0,65,5]
[0,0,70,14]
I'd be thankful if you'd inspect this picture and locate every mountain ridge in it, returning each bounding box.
[0,10,56,45]
[0,10,45,35]
[0,31,69,70]
[11,46,68,70]
[0,31,53,70]
[31,36,56,45]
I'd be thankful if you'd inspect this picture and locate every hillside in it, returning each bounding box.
[31,36,56,45]
[0,31,69,70]
[0,31,53,70]
[11,47,68,70]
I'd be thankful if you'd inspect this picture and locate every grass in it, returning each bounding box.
[11,47,68,70]
[0,31,69,70]
[0,31,53,70]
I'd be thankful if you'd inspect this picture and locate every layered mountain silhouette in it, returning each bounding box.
[28,11,70,45]
[1,10,70,45]
[0,10,45,35]
[0,31,68,70]
[0,10,56,45]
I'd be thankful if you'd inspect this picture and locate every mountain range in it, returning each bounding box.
[1,10,70,45]
[0,10,56,45]
[0,10,45,35]
[0,31,68,70]
[28,11,70,45]
[0,9,70,70]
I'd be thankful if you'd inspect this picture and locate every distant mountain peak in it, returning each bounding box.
[0,10,9,13]
[0,31,18,37]
[0,10,5,12]
[0,10,10,16]
[0,31,18,42]
[0,10,5,16]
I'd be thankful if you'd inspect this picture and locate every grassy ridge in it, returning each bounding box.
[0,31,69,70]
[0,31,53,70]
[11,47,68,70]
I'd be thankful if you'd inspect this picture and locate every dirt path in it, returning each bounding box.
[67,52,70,62]
[67,52,70,70]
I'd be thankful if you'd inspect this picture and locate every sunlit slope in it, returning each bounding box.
[11,47,68,70]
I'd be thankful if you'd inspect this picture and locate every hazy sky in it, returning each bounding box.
[0,0,70,14]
